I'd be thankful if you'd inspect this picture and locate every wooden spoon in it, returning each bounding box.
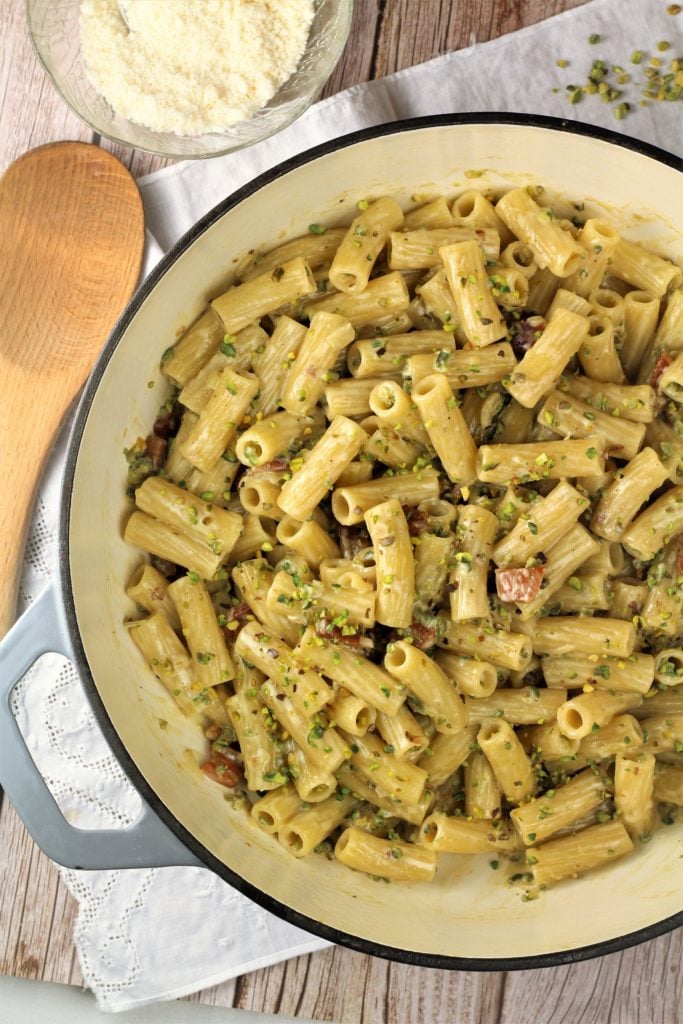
[0,141,145,635]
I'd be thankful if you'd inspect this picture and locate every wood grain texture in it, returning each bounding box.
[0,141,143,633]
[2,0,680,1021]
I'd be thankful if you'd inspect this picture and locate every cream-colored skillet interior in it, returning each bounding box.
[69,123,683,961]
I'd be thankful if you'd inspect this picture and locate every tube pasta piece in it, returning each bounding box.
[347,331,454,378]
[277,416,367,521]
[281,312,355,416]
[128,613,228,724]
[405,343,517,390]
[135,477,243,561]
[657,350,683,403]
[654,765,683,805]
[295,627,405,716]
[539,390,645,462]
[275,516,341,570]
[621,290,660,381]
[511,769,609,847]
[404,196,454,230]
[639,715,683,754]
[493,480,586,568]
[342,729,428,806]
[260,680,346,772]
[477,719,535,804]
[234,620,333,718]
[416,268,461,327]
[124,511,224,579]
[452,189,513,244]
[329,690,376,737]
[384,641,467,735]
[163,412,198,485]
[505,308,589,409]
[329,197,403,294]
[420,813,518,853]
[621,484,683,561]
[388,226,500,269]
[528,820,634,888]
[654,649,683,687]
[187,456,241,509]
[516,524,599,622]
[441,621,533,672]
[527,266,560,315]
[178,367,259,472]
[251,784,307,833]
[532,617,636,658]
[235,410,325,467]
[226,690,281,792]
[168,575,234,686]
[228,514,277,565]
[211,257,316,333]
[412,374,477,484]
[614,750,656,840]
[647,290,683,361]
[162,308,226,388]
[239,472,284,521]
[591,448,668,542]
[417,726,478,788]
[553,569,611,614]
[126,563,180,630]
[610,580,649,622]
[414,532,454,606]
[375,705,429,761]
[608,239,682,297]
[562,376,656,424]
[325,377,398,419]
[319,559,375,592]
[464,686,566,726]
[286,746,337,803]
[368,379,429,447]
[495,188,585,277]
[633,689,683,721]
[240,228,346,283]
[249,316,306,416]
[589,288,625,328]
[557,691,642,741]
[313,271,410,327]
[552,715,644,775]
[564,218,621,297]
[542,653,655,695]
[500,240,537,279]
[518,722,580,761]
[279,793,357,858]
[576,315,624,383]
[435,652,498,698]
[266,570,375,628]
[450,505,497,621]
[364,499,414,629]
[231,559,300,647]
[178,334,262,413]
[477,439,605,485]
[336,460,374,488]
[335,827,437,882]
[465,750,502,819]
[335,763,431,826]
[440,240,507,347]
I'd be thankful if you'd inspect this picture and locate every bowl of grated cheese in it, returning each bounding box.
[27,0,353,159]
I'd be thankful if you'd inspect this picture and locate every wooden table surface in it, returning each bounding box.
[1,1,682,1021]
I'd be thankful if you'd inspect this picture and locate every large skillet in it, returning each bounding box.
[1,115,682,971]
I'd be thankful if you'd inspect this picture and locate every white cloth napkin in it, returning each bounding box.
[14,0,682,1012]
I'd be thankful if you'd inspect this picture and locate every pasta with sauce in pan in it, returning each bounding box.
[122,185,683,894]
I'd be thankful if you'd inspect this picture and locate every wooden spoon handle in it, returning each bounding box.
[0,142,144,637]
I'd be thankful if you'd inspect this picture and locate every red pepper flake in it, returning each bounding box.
[495,566,545,603]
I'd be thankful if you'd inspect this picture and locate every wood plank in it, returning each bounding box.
[499,928,683,1024]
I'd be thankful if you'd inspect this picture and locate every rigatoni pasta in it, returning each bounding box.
[122,187,683,894]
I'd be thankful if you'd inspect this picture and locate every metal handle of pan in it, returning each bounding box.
[0,582,201,870]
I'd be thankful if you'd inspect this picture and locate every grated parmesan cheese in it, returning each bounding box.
[79,0,315,136]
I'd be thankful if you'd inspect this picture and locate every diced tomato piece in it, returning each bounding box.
[495,566,544,603]
[651,352,673,389]
[201,750,243,788]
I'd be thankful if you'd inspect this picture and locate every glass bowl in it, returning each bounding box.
[27,0,353,159]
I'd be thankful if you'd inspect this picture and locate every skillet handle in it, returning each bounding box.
[0,582,201,870]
